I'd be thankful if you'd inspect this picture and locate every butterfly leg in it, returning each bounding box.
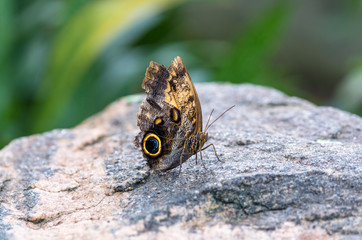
[201,144,224,163]
[177,145,186,176]
[199,150,207,170]
[195,152,198,165]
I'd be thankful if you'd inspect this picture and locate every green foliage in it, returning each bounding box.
[216,2,292,91]
[0,0,184,148]
[0,0,15,145]
[32,0,183,133]
[334,61,362,116]
[1,0,361,149]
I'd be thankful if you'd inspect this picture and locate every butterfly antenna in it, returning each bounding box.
[204,105,235,132]
[204,109,214,131]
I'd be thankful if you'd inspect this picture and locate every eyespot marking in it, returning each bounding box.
[143,133,162,157]
[170,108,181,123]
[154,117,164,125]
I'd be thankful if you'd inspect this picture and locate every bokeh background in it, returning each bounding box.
[1,0,362,148]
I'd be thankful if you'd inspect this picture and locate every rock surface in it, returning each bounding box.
[0,83,361,240]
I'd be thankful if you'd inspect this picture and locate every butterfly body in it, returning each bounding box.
[134,57,207,171]
[184,132,208,155]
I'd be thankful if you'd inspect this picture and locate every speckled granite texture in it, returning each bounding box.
[0,83,361,239]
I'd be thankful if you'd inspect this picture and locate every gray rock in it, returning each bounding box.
[0,83,361,239]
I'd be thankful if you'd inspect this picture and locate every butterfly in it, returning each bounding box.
[134,56,234,173]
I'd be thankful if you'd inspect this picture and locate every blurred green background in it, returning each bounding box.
[1,0,362,148]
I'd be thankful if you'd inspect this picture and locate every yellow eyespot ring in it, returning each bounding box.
[142,133,162,157]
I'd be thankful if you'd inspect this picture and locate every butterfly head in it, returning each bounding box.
[198,132,208,143]
[197,132,208,151]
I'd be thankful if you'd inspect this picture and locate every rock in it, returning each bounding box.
[0,83,361,239]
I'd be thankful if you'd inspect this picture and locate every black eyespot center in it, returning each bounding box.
[143,133,163,158]
[145,137,159,154]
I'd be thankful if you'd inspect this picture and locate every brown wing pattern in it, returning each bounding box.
[134,57,202,170]
[167,56,203,134]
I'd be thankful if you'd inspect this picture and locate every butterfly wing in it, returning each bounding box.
[168,56,203,134]
[135,57,202,171]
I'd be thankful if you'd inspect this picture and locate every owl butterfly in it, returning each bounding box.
[134,56,234,173]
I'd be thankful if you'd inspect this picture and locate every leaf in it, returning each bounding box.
[32,0,184,133]
[0,0,15,145]
[333,61,362,115]
[216,1,290,86]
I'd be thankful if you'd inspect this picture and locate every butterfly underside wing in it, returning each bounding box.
[134,56,207,171]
